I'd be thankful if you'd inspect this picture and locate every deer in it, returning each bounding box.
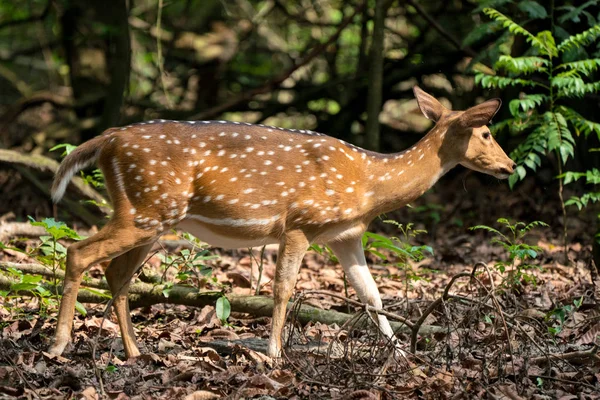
[48,86,516,359]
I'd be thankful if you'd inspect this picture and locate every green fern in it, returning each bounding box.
[508,94,546,117]
[552,76,600,97]
[483,8,550,54]
[495,56,549,74]
[557,24,600,53]
[474,1,600,257]
[555,59,600,76]
[558,106,600,139]
[475,75,541,89]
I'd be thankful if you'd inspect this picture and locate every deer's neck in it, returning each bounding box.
[365,126,454,216]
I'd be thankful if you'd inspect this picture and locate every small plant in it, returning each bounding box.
[470,218,548,288]
[547,296,583,336]
[363,220,433,284]
[28,217,83,285]
[51,143,105,190]
[471,3,600,255]
[28,217,89,315]
[1,218,87,316]
[159,232,217,291]
[105,364,118,373]
[216,296,231,324]
[1,267,52,315]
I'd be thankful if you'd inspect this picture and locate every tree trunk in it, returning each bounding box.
[364,0,390,151]
[97,0,131,132]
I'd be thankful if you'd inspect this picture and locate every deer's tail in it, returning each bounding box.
[51,133,115,203]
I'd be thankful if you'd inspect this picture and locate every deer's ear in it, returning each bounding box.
[458,99,502,128]
[413,86,448,122]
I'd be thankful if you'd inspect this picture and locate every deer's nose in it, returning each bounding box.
[511,163,517,170]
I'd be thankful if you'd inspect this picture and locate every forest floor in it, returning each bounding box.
[0,171,599,399]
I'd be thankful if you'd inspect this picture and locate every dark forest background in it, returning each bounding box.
[1,1,600,398]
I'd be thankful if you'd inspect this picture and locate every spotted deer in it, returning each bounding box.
[48,87,515,359]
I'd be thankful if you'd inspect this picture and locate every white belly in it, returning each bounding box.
[176,219,279,249]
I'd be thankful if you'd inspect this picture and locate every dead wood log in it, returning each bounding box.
[0,261,447,337]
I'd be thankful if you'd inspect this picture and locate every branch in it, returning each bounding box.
[529,347,600,366]
[0,261,448,337]
[405,0,477,58]
[0,0,52,31]
[187,1,366,121]
[0,149,110,224]
[0,91,105,135]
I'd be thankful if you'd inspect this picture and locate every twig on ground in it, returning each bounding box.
[410,272,471,353]
[304,289,414,328]
[529,346,600,366]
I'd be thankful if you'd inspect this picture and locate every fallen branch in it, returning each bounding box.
[0,149,110,224]
[529,347,600,366]
[0,262,448,337]
[0,223,49,243]
[410,272,471,353]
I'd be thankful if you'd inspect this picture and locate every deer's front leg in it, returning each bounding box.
[328,238,395,340]
[267,229,309,358]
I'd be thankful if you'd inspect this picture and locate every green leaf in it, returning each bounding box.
[28,217,82,241]
[508,94,546,117]
[462,21,498,47]
[496,56,549,74]
[21,274,42,284]
[559,106,600,139]
[558,24,600,53]
[50,143,77,157]
[35,286,51,297]
[475,74,540,89]
[516,165,527,180]
[75,301,87,316]
[81,287,112,299]
[535,31,558,57]
[216,296,231,323]
[556,59,600,76]
[10,282,38,292]
[558,1,597,23]
[518,1,548,19]
[483,8,555,56]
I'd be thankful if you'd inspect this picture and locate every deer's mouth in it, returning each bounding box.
[495,165,516,179]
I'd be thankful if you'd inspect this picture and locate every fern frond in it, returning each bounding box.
[565,192,600,210]
[583,168,600,185]
[522,220,549,233]
[558,1,598,24]
[509,125,547,187]
[496,56,549,74]
[483,8,556,56]
[557,24,600,53]
[561,171,586,185]
[544,112,575,163]
[558,106,600,139]
[508,94,547,117]
[475,74,541,89]
[555,59,600,76]
[552,76,600,97]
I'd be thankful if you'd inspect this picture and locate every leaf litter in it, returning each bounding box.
[1,176,599,398]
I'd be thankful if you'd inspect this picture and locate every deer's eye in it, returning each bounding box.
[483,132,491,139]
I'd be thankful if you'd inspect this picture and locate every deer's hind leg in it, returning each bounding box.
[48,220,158,357]
[268,229,309,358]
[104,242,155,358]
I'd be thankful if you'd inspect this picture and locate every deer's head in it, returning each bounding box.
[414,86,516,179]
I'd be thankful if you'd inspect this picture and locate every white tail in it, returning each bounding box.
[49,87,515,359]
